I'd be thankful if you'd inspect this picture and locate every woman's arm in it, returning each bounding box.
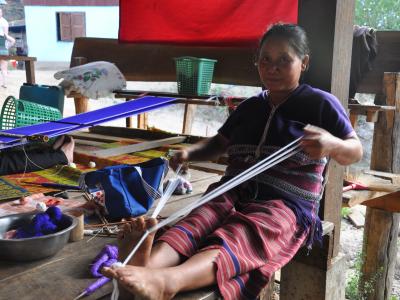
[300,124,363,165]
[169,133,229,170]
[3,23,15,46]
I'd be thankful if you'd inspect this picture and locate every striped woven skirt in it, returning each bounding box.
[157,184,308,300]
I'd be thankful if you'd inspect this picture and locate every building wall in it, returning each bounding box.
[24,5,119,62]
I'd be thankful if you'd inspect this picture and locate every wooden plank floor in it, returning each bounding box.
[0,168,222,300]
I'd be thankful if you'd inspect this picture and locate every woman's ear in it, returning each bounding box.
[301,55,310,72]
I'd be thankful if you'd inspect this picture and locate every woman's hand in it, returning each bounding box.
[300,125,339,159]
[169,149,189,171]
[5,34,15,47]
[300,124,363,165]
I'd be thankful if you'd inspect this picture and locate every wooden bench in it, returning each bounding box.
[66,1,355,299]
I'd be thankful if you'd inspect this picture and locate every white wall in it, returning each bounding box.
[24,6,119,62]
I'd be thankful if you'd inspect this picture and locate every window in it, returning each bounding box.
[56,12,86,42]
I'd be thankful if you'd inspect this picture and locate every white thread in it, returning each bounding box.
[110,262,123,300]
[151,165,182,218]
[22,145,47,170]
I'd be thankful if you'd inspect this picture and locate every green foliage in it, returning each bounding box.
[345,252,390,300]
[345,253,382,300]
[390,296,399,300]
[341,207,352,218]
[355,0,400,29]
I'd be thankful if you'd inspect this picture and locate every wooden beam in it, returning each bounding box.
[71,131,142,143]
[90,136,187,157]
[363,170,400,184]
[71,37,260,86]
[189,162,227,175]
[363,191,400,213]
[89,126,204,144]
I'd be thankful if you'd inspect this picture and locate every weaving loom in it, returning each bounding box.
[0,96,176,149]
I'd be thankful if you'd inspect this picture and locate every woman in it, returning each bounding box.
[0,8,15,88]
[104,23,363,300]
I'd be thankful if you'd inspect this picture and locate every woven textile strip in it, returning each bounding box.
[119,0,298,46]
[0,96,176,149]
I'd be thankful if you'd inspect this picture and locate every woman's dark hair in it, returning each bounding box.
[258,23,310,59]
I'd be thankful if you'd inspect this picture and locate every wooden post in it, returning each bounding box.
[360,208,400,300]
[137,113,148,129]
[350,112,359,129]
[125,97,134,128]
[281,0,355,299]
[71,57,90,114]
[74,95,89,114]
[25,59,36,84]
[259,274,275,300]
[360,72,400,300]
[182,103,197,135]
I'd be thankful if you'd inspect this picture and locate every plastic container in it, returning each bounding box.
[174,56,217,96]
[0,96,62,130]
[19,83,65,114]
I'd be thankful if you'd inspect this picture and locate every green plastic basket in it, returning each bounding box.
[0,96,62,130]
[174,56,217,96]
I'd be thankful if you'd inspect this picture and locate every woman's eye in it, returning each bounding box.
[279,57,291,64]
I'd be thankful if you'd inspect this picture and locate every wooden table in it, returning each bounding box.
[0,236,115,299]
[0,55,37,84]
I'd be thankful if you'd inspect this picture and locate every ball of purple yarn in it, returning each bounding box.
[15,207,67,239]
[91,244,118,277]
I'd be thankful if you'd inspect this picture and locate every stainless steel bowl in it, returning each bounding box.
[0,212,77,261]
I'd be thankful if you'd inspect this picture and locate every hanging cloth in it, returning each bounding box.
[119,0,298,46]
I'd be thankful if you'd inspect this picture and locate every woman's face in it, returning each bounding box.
[256,37,309,94]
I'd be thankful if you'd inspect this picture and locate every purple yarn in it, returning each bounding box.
[85,276,111,295]
[46,206,63,222]
[77,245,119,296]
[57,215,72,230]
[91,245,118,277]
[34,214,57,234]
[15,207,67,239]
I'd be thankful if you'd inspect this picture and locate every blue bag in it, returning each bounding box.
[84,157,168,219]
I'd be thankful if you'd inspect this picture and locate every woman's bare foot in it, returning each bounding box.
[103,265,177,300]
[118,216,158,266]
[59,136,74,163]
